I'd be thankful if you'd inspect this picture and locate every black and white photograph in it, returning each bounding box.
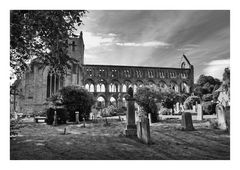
[5,0,236,164]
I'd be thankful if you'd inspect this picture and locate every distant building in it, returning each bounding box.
[12,32,194,114]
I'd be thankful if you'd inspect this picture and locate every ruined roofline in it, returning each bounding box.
[83,64,192,71]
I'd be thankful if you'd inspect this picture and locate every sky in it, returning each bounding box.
[77,10,230,82]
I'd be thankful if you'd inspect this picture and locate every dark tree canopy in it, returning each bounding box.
[194,74,221,97]
[10,10,87,79]
[222,67,230,91]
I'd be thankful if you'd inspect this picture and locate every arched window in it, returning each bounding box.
[97,96,105,108]
[90,84,94,92]
[46,71,63,98]
[122,84,127,92]
[170,82,179,92]
[110,97,116,106]
[133,84,137,93]
[97,83,105,92]
[181,82,189,93]
[181,62,186,69]
[85,84,90,91]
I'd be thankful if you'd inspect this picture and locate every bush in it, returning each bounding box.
[159,108,171,115]
[60,86,95,122]
[184,96,201,109]
[46,107,68,125]
[202,94,213,102]
[202,101,217,115]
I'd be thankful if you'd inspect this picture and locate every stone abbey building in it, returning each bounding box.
[13,32,194,114]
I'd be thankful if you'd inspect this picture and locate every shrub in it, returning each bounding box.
[60,86,95,121]
[202,94,213,102]
[46,107,68,125]
[134,86,161,123]
[202,101,217,115]
[184,96,201,109]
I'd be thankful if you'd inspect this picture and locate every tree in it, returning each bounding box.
[134,86,162,122]
[194,74,221,97]
[10,10,87,79]
[222,67,230,91]
[59,86,95,121]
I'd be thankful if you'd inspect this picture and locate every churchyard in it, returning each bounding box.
[10,112,230,160]
[10,83,230,160]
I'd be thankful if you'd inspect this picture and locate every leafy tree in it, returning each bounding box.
[10,10,87,79]
[194,74,221,97]
[222,67,230,91]
[60,86,95,121]
[134,86,162,122]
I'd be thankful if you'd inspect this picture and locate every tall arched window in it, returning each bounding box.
[90,84,94,92]
[46,71,63,98]
[122,84,127,92]
[96,83,105,92]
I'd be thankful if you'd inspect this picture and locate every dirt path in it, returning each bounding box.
[10,118,230,160]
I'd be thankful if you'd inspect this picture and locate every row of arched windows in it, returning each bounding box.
[85,81,190,94]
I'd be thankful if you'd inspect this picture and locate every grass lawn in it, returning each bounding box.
[10,117,230,160]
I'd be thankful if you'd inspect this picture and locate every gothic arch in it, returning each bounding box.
[46,69,64,98]
[180,81,190,93]
[170,80,179,92]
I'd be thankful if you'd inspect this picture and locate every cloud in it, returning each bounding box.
[116,41,170,47]
[203,59,230,79]
[83,32,117,49]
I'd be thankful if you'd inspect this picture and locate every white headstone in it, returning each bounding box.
[197,104,203,121]
[176,102,180,113]
[192,105,196,112]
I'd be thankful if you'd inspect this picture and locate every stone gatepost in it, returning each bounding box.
[124,87,137,137]
[181,112,194,131]
[216,104,228,130]
[75,111,80,124]
[53,110,57,126]
[197,104,203,121]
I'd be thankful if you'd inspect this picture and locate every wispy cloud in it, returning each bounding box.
[203,59,230,79]
[116,41,170,47]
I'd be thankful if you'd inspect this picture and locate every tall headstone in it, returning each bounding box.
[197,104,203,121]
[148,113,152,125]
[124,87,137,137]
[181,112,194,131]
[75,111,80,124]
[53,110,57,126]
[141,117,151,144]
[216,104,228,130]
[176,102,180,113]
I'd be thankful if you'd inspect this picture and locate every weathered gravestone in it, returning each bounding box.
[197,104,203,121]
[53,110,57,126]
[176,102,180,113]
[124,87,137,137]
[75,111,80,124]
[181,112,195,131]
[216,104,229,131]
[136,108,151,144]
[148,113,152,126]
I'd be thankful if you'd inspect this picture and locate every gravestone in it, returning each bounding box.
[53,110,57,126]
[124,87,137,137]
[137,116,151,144]
[192,105,196,112]
[75,111,80,124]
[181,112,194,131]
[148,113,152,125]
[216,104,228,130]
[176,102,180,113]
[197,104,203,121]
